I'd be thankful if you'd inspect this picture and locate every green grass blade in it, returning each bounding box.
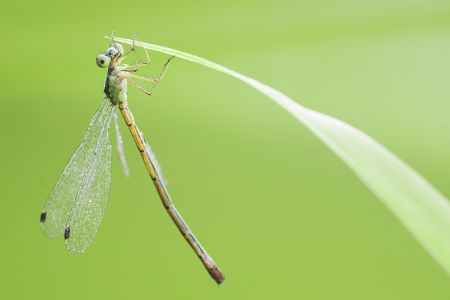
[109,36,450,275]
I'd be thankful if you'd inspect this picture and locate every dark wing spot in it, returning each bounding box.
[64,227,71,240]
[40,211,47,223]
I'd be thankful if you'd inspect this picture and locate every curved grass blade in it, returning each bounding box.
[109,36,450,275]
[41,98,113,255]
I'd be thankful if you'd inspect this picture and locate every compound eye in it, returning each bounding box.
[96,54,110,68]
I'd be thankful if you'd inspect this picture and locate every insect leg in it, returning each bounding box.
[126,56,174,82]
[126,76,155,96]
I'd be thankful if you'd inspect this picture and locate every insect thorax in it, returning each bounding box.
[104,68,127,104]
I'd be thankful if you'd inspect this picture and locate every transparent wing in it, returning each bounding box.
[40,98,112,248]
[141,130,167,185]
[64,104,114,255]
[113,110,130,177]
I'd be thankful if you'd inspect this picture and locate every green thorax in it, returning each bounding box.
[104,66,127,105]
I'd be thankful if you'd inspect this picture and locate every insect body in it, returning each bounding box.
[40,40,225,284]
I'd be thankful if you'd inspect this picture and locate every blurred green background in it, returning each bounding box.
[1,0,450,299]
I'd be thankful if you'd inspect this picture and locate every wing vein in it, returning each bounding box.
[65,104,115,254]
[40,98,113,251]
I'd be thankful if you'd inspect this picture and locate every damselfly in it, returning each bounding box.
[39,37,225,284]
